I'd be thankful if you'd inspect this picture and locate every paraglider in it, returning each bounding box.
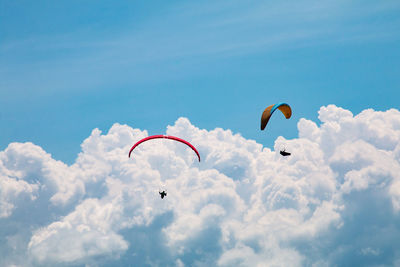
[280,149,291,156]
[128,135,201,162]
[261,103,292,130]
[159,190,167,199]
[129,135,200,199]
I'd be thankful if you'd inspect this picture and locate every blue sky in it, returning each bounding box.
[1,0,399,164]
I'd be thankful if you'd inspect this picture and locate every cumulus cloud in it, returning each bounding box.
[0,105,400,266]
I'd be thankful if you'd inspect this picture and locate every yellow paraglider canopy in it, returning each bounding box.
[261,103,292,130]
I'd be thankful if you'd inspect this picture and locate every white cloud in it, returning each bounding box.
[28,198,128,264]
[0,105,400,266]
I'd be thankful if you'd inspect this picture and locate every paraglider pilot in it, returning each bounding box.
[159,190,167,199]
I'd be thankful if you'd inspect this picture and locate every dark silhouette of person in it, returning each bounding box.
[280,149,291,156]
[159,190,167,199]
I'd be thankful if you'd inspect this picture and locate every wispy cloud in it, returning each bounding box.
[1,0,399,99]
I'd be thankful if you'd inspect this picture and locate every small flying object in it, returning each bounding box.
[280,149,291,156]
[129,135,200,162]
[261,103,292,130]
[129,135,200,201]
[159,190,167,199]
